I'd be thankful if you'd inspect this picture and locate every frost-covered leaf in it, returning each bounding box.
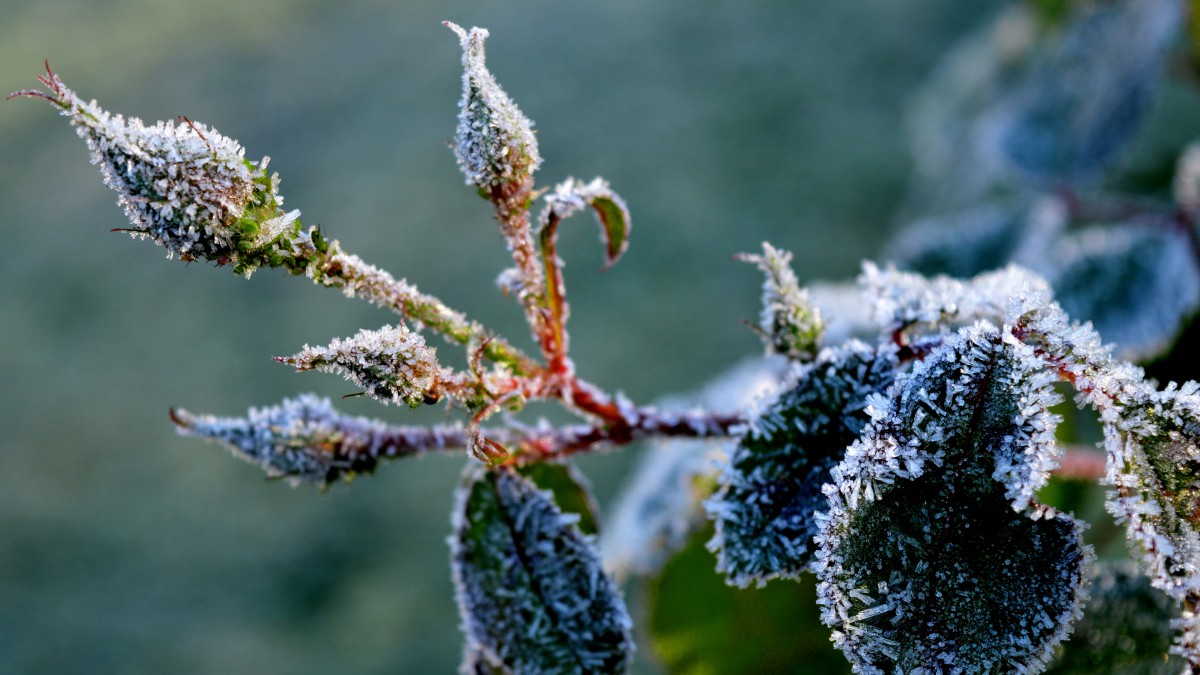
[541,177,631,270]
[862,262,1054,336]
[451,466,633,674]
[647,527,849,675]
[447,23,541,192]
[517,461,600,536]
[1047,561,1183,674]
[907,0,1178,209]
[602,358,786,580]
[737,242,824,361]
[706,341,897,588]
[277,324,459,408]
[817,323,1090,673]
[1104,380,1200,667]
[886,195,1066,279]
[172,394,459,487]
[1047,221,1200,362]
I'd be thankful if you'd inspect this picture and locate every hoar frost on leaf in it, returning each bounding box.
[706,341,896,588]
[451,467,633,674]
[1103,380,1200,667]
[276,324,454,408]
[737,242,824,361]
[448,22,541,193]
[540,177,632,270]
[173,394,461,487]
[815,323,1091,673]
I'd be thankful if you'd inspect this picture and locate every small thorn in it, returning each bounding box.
[111,227,140,233]
[168,407,191,428]
[342,392,367,399]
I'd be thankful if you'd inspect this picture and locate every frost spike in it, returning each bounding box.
[451,466,634,674]
[737,242,823,360]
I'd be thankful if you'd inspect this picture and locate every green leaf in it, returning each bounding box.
[706,341,896,587]
[1104,380,1200,667]
[648,526,850,675]
[541,177,631,270]
[451,466,633,674]
[818,324,1091,673]
[517,461,601,536]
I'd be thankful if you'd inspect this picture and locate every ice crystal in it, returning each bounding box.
[1047,561,1183,674]
[1048,222,1200,362]
[602,358,786,580]
[27,68,298,271]
[706,341,896,588]
[737,242,824,361]
[816,323,1089,673]
[862,262,1055,337]
[448,23,541,192]
[451,467,634,674]
[173,394,460,486]
[1103,380,1200,667]
[277,324,452,408]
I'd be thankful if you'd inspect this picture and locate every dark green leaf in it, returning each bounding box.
[451,466,633,674]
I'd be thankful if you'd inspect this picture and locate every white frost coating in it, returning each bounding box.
[707,341,898,588]
[814,322,1088,673]
[44,73,285,264]
[737,242,824,361]
[280,324,446,407]
[861,262,1054,334]
[175,393,455,486]
[541,177,617,222]
[447,23,541,190]
[452,467,634,673]
[601,358,788,580]
[1101,379,1200,668]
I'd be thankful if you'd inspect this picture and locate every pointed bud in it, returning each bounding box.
[277,324,445,408]
[446,22,541,193]
[16,65,301,273]
[171,394,388,486]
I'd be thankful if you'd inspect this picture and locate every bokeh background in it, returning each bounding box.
[3,0,1198,672]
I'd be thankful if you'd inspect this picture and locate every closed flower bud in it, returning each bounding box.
[447,22,541,193]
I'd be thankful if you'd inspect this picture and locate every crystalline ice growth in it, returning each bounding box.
[451,467,633,674]
[447,23,541,191]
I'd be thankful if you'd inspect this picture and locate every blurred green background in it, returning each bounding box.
[5,0,1194,672]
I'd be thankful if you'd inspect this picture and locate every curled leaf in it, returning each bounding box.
[451,466,634,674]
[541,177,631,270]
[706,341,896,588]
